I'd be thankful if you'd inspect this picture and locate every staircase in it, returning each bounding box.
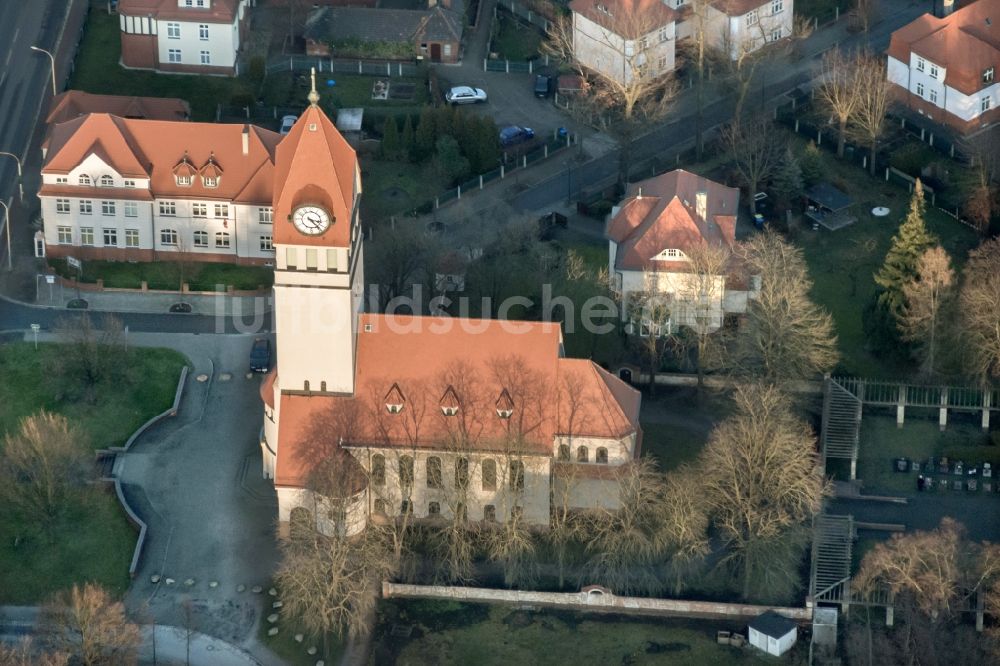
[820,377,863,478]
[810,514,855,604]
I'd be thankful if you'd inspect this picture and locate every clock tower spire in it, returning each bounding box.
[270,81,364,396]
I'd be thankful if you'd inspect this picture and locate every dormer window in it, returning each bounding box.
[496,389,514,419]
[78,174,91,186]
[176,175,191,186]
[99,175,114,187]
[384,383,405,414]
[985,67,995,84]
[203,177,218,188]
[172,152,197,188]
[655,248,688,261]
[440,386,460,416]
[200,153,223,189]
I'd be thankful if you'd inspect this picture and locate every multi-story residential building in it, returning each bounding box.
[117,0,254,76]
[39,113,280,264]
[259,90,642,537]
[569,0,793,84]
[887,0,999,134]
[606,169,755,335]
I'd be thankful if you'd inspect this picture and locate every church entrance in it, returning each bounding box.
[430,43,442,62]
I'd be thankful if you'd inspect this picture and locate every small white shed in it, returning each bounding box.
[748,611,798,657]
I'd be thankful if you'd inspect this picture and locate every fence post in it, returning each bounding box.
[435,197,440,209]
[817,130,822,146]
[795,119,799,132]
[544,145,548,158]
[885,167,890,181]
[545,54,549,66]
[330,58,333,72]
[399,63,403,76]
[835,6,839,20]
[501,165,505,179]
[522,155,527,168]
[483,58,487,71]
[929,133,934,147]
[506,60,510,73]
[950,144,955,158]
[289,58,293,72]
[387,62,391,76]
[457,185,461,199]
[358,60,362,74]
[479,175,484,189]
[862,155,867,170]
[920,128,925,141]
[529,60,533,74]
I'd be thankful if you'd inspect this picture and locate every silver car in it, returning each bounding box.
[445,86,487,105]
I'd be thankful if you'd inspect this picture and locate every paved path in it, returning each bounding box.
[113,333,283,664]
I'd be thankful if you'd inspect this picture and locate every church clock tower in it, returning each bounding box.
[271,72,365,396]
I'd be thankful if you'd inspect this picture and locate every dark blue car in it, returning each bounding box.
[499,125,535,147]
[250,338,272,373]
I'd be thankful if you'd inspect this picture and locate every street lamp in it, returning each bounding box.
[30,45,57,96]
[0,199,11,271]
[0,151,24,202]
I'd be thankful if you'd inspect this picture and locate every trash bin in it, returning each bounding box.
[557,127,568,139]
[753,213,765,229]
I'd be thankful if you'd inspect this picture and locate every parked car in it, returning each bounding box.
[534,75,553,98]
[445,86,487,105]
[250,338,272,373]
[279,115,297,135]
[499,125,535,147]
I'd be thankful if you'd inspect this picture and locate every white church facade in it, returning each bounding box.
[259,85,643,537]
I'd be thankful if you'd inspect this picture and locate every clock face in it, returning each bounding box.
[292,205,331,235]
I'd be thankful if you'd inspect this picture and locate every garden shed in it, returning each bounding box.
[748,610,798,657]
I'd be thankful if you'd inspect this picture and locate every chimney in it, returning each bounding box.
[241,125,249,156]
[696,191,707,221]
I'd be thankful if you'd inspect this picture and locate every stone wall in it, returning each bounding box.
[381,582,813,622]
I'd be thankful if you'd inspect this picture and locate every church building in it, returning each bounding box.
[260,79,643,537]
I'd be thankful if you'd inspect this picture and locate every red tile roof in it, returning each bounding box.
[569,0,676,37]
[887,0,1000,95]
[606,169,738,271]
[118,0,242,22]
[271,314,641,488]
[272,105,359,248]
[710,0,771,17]
[42,114,281,204]
[47,91,190,126]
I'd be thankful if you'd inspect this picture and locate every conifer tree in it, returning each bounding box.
[400,114,415,161]
[799,141,822,186]
[380,117,400,160]
[771,146,804,208]
[874,180,936,315]
[414,107,436,160]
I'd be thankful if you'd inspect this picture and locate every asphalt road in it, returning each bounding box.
[0,295,274,334]
[511,5,927,212]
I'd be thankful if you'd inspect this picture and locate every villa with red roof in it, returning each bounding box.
[606,169,755,335]
[259,81,642,537]
[887,0,1000,133]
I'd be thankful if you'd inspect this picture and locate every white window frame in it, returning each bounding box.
[125,228,140,248]
[56,199,70,214]
[916,57,925,72]
[192,203,208,218]
[176,175,191,187]
[985,67,995,84]
[929,64,939,79]
[101,200,116,216]
[203,176,218,188]
[160,229,178,246]
[80,227,95,246]
[771,0,783,13]
[199,24,209,40]
[770,27,782,42]
[123,179,136,188]
[213,203,229,219]
[167,23,180,39]
[78,174,91,186]
[215,232,231,248]
[929,89,938,104]
[745,9,758,26]
[658,26,669,43]
[982,96,992,113]
[102,228,118,246]
[193,230,209,247]
[916,82,925,98]
[55,176,68,184]
[79,200,93,215]
[159,201,177,216]
[258,207,273,224]
[57,226,73,243]
[259,234,273,251]
[99,175,114,187]
[168,49,182,63]
[124,201,138,218]
[200,51,211,65]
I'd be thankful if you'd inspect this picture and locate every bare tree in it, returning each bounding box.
[658,467,711,595]
[0,411,92,525]
[699,385,827,601]
[41,583,141,666]
[959,128,1000,234]
[51,313,130,403]
[959,237,1000,385]
[625,270,676,394]
[676,242,733,390]
[815,48,863,158]
[736,231,839,381]
[275,521,392,646]
[544,10,678,185]
[898,246,955,377]
[720,117,781,215]
[367,222,439,312]
[0,639,69,666]
[848,53,894,175]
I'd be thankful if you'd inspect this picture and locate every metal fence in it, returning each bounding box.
[266,55,422,78]
[483,54,553,73]
[496,0,554,32]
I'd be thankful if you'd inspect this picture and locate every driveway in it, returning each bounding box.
[116,333,281,660]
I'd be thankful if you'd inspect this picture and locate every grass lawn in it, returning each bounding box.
[855,414,998,495]
[0,342,187,603]
[374,599,799,665]
[491,13,542,61]
[256,609,344,666]
[791,135,980,378]
[360,157,450,220]
[48,258,274,292]
[72,2,254,120]
[641,421,712,473]
[261,68,429,110]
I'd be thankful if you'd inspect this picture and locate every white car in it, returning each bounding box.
[279,115,297,135]
[445,86,487,105]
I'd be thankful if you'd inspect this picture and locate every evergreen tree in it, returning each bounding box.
[874,180,936,315]
[799,141,822,186]
[380,116,400,160]
[433,106,454,143]
[771,146,804,208]
[400,114,415,162]
[414,107,436,161]
[434,135,470,186]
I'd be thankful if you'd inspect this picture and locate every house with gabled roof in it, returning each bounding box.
[887,0,1000,134]
[259,78,642,537]
[606,169,755,335]
[39,113,280,263]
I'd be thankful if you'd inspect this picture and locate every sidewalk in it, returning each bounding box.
[32,282,271,316]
